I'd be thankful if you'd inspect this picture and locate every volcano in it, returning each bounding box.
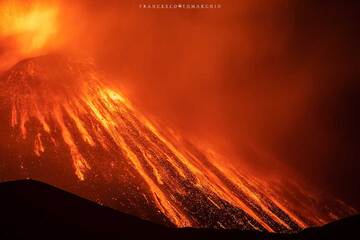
[0,54,354,232]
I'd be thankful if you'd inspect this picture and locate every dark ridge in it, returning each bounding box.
[0,179,168,239]
[0,179,359,240]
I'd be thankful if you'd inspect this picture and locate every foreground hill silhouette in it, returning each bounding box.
[0,179,358,240]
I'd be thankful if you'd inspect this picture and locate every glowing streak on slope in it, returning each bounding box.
[34,133,44,156]
[53,105,90,180]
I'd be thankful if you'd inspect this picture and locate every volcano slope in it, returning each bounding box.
[0,54,355,232]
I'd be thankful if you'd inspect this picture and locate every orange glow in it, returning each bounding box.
[0,1,58,52]
[0,0,60,70]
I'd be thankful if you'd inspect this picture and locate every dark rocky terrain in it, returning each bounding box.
[0,179,358,240]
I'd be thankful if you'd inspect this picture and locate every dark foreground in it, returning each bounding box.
[0,180,358,240]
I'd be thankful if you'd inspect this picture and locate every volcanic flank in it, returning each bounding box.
[0,55,355,232]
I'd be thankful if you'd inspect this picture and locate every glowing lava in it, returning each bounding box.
[0,55,355,231]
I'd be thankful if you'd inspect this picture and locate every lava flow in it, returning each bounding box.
[0,55,355,232]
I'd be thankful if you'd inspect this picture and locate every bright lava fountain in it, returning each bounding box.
[0,55,354,232]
